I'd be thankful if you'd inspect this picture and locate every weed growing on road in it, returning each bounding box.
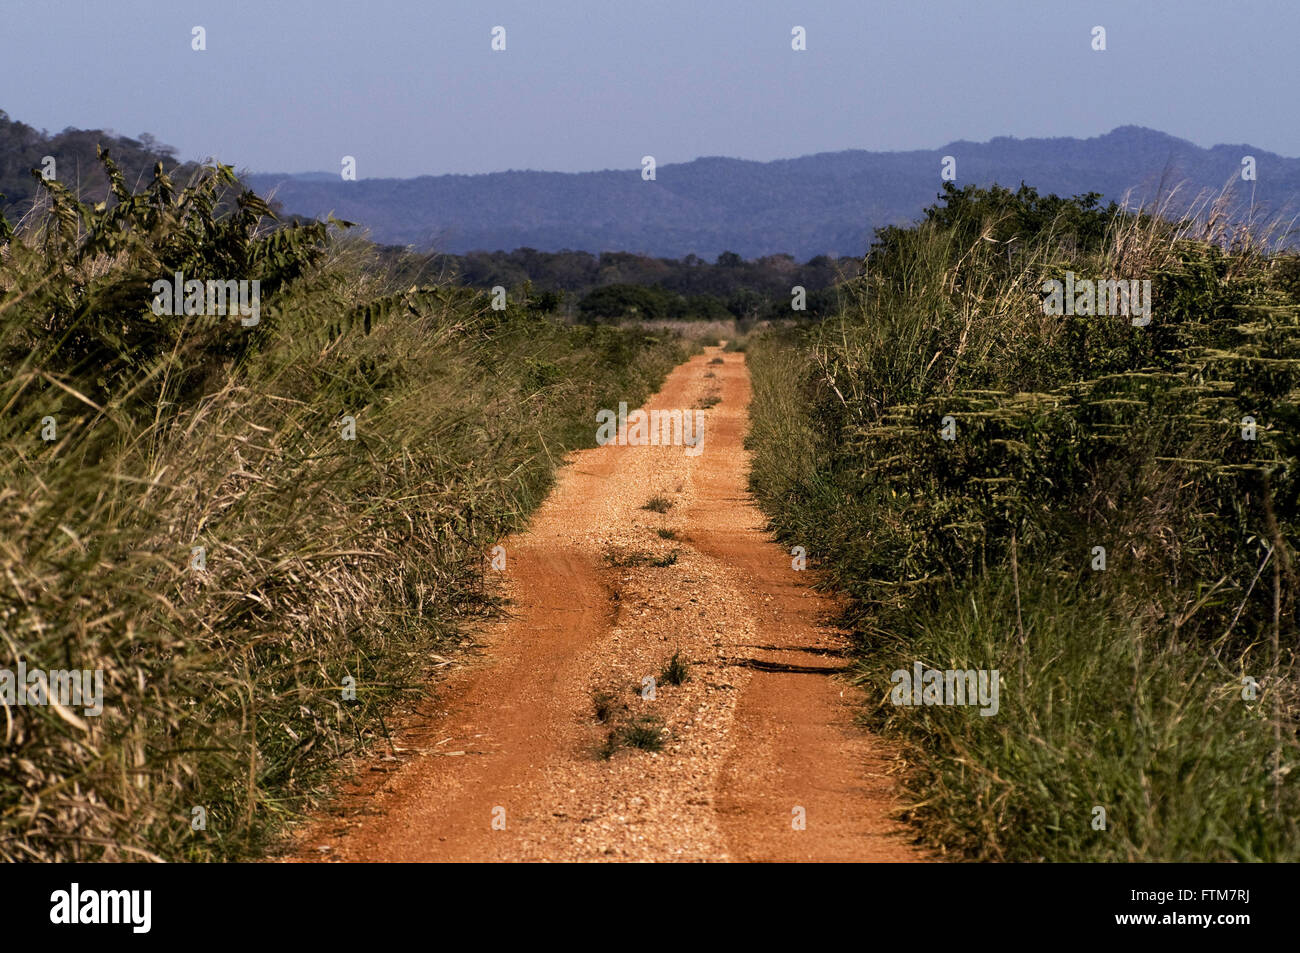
[661,651,691,686]
[619,716,666,752]
[591,689,619,724]
[598,716,666,759]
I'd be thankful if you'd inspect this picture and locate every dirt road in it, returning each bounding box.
[291,347,923,862]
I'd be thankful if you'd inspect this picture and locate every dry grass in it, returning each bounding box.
[0,184,685,861]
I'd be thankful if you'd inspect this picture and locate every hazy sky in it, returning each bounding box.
[3,0,1297,177]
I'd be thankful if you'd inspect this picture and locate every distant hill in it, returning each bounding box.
[247,127,1300,258]
[5,111,1295,260]
[0,110,196,223]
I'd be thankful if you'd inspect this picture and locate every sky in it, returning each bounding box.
[2,0,1297,178]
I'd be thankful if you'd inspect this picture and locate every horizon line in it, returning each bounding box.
[239,125,1297,182]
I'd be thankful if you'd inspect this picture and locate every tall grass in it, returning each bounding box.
[747,181,1300,861]
[0,155,685,860]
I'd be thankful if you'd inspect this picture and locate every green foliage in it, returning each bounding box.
[0,194,13,246]
[859,572,1291,861]
[578,283,674,321]
[379,245,855,323]
[747,183,1300,860]
[1,150,338,406]
[600,716,665,758]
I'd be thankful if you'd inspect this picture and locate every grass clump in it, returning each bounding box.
[600,715,666,758]
[619,716,666,751]
[660,651,691,686]
[590,689,619,724]
[604,548,651,568]
[642,495,673,514]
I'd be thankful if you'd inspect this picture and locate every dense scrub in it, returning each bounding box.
[0,155,684,860]
[748,182,1300,860]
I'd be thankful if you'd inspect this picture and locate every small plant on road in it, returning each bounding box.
[643,495,673,513]
[605,547,651,567]
[598,716,665,759]
[661,650,691,686]
[591,689,618,723]
[619,716,665,751]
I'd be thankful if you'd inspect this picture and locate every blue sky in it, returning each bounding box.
[3,0,1296,177]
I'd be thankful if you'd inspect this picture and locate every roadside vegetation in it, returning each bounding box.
[0,152,685,861]
[8,115,1296,864]
[747,182,1300,861]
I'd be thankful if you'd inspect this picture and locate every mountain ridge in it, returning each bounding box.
[256,126,1293,180]
[247,126,1298,259]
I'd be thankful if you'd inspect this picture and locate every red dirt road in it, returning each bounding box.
[289,347,924,862]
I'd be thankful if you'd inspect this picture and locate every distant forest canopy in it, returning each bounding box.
[375,246,861,321]
[0,110,198,220]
